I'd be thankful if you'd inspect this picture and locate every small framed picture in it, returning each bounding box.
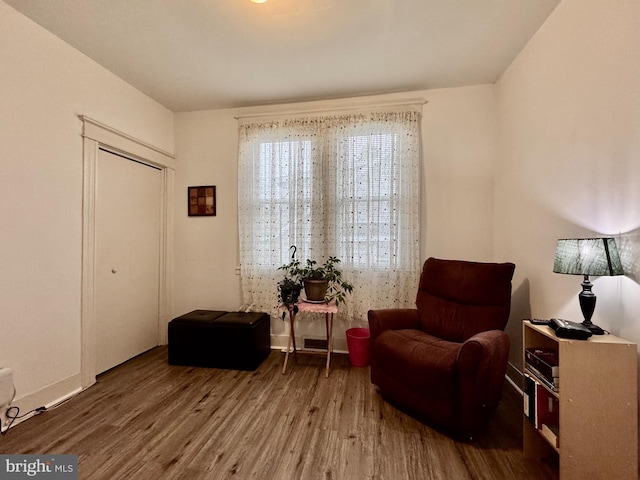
[188,186,216,216]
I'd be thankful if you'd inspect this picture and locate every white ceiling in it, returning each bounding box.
[5,0,560,112]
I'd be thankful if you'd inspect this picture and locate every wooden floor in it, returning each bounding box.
[1,347,558,479]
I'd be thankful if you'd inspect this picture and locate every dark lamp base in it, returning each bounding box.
[583,322,605,335]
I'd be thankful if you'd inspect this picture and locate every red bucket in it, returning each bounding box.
[346,328,371,367]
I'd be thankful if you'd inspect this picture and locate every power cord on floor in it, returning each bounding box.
[0,405,46,435]
[0,385,79,435]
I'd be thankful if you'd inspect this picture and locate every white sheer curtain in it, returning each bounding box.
[238,109,421,322]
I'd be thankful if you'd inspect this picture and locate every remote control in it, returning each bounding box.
[529,318,550,325]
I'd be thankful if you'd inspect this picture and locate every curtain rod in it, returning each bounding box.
[234,98,427,120]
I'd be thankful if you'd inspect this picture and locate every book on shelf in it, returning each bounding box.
[523,372,538,427]
[525,364,559,392]
[524,371,560,437]
[536,384,559,430]
[525,347,559,382]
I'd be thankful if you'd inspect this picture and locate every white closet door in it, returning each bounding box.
[95,149,162,373]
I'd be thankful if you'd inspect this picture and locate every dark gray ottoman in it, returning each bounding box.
[168,310,271,370]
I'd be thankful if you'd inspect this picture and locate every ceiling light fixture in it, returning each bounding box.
[250,0,267,3]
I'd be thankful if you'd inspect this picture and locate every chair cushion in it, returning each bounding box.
[417,293,512,343]
[416,258,515,342]
[373,329,460,400]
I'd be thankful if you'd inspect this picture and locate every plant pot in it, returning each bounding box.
[303,278,328,302]
[279,284,302,306]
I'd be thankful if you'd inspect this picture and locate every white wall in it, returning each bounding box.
[421,86,497,262]
[173,86,498,348]
[495,0,640,371]
[0,1,174,409]
[173,109,242,316]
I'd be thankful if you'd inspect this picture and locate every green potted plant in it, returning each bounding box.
[278,247,353,309]
[277,256,303,317]
[297,256,353,305]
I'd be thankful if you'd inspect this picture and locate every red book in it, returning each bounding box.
[536,384,559,430]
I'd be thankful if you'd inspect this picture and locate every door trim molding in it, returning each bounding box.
[81,116,175,169]
[80,116,175,388]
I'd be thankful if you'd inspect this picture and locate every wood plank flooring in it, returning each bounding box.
[0,347,558,479]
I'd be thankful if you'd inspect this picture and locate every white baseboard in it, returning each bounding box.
[505,372,523,396]
[5,374,83,430]
[505,361,523,395]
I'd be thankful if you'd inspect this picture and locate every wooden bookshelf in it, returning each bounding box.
[522,322,638,479]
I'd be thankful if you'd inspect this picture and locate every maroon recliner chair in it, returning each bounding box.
[368,257,516,437]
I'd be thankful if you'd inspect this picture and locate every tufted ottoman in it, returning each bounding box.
[168,310,271,370]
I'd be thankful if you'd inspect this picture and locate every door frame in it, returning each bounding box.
[80,116,175,388]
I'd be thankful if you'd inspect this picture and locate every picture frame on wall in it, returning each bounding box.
[188,186,216,216]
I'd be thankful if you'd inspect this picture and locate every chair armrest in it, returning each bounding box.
[456,330,510,408]
[367,309,420,345]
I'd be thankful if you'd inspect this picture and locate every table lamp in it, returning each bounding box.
[553,237,624,335]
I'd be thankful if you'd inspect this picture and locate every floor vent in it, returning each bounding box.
[303,337,328,351]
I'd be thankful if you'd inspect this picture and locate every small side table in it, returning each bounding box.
[282,300,338,378]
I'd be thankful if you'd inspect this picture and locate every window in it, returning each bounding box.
[336,132,399,269]
[238,110,421,321]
